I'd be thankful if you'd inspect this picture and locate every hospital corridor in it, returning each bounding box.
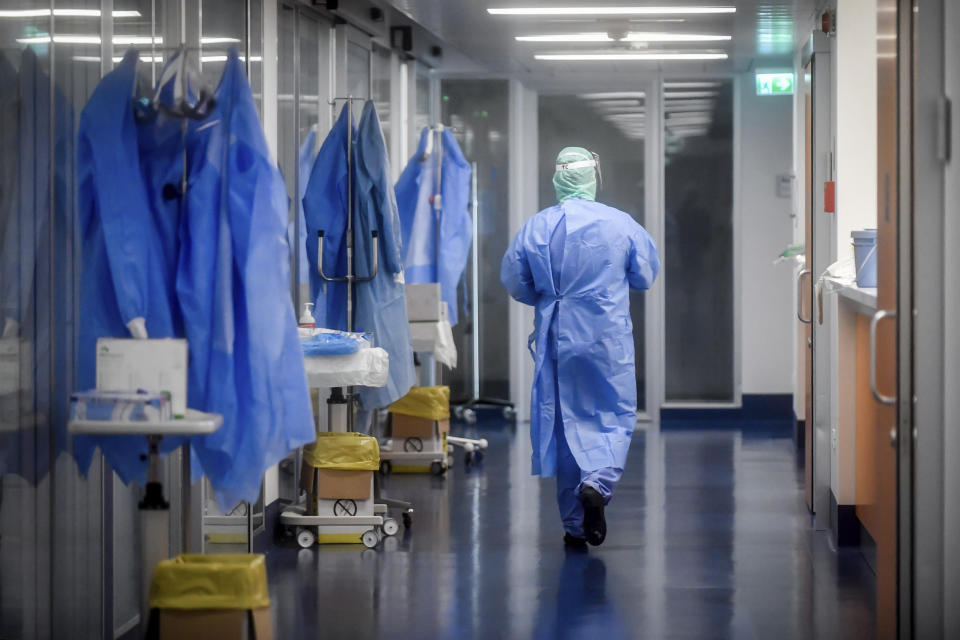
[1,1,958,639]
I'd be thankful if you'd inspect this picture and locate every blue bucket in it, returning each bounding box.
[852,229,878,288]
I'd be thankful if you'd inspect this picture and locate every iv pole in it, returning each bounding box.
[315,96,412,523]
[316,96,379,434]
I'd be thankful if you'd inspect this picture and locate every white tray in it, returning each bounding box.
[68,408,223,436]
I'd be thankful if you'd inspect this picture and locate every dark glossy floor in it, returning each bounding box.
[264,416,876,639]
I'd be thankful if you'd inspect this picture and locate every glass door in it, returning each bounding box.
[661,79,736,406]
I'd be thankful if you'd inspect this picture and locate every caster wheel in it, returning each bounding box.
[379,461,392,476]
[464,451,474,467]
[402,512,413,529]
[361,529,380,549]
[430,461,446,476]
[296,528,316,549]
[453,406,465,419]
[502,406,517,420]
[383,518,399,536]
[463,409,477,424]
[474,450,485,464]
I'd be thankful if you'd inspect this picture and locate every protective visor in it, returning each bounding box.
[555,151,603,187]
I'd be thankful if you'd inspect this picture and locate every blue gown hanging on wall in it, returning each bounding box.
[395,127,472,326]
[75,49,314,509]
[302,102,415,410]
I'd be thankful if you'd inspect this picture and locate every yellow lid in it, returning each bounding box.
[387,385,450,421]
[303,431,380,470]
[149,554,269,610]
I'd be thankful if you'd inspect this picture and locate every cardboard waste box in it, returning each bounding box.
[147,554,272,640]
[387,385,450,471]
[299,432,381,543]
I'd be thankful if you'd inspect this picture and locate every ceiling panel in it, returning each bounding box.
[386,1,821,90]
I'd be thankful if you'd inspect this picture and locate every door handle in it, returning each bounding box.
[796,269,812,324]
[869,309,897,405]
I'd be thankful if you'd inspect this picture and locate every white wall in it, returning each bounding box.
[835,0,878,257]
[737,74,797,395]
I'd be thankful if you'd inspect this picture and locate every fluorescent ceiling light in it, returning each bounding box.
[579,91,646,100]
[517,33,611,42]
[626,32,730,42]
[535,52,728,61]
[489,7,736,16]
[18,34,163,45]
[201,37,242,44]
[0,9,140,18]
[664,81,721,89]
[664,90,719,98]
[73,55,164,63]
[516,32,729,43]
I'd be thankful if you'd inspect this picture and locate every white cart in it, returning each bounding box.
[280,344,408,548]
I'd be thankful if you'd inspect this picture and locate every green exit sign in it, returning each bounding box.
[756,72,794,96]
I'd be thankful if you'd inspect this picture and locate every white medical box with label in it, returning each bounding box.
[96,338,189,417]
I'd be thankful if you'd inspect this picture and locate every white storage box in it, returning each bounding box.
[96,338,188,416]
[405,283,444,322]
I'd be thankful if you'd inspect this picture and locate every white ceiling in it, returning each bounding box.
[385,1,821,90]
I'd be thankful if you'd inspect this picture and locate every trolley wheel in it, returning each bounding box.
[379,460,392,476]
[383,518,400,537]
[464,451,475,467]
[430,461,446,476]
[474,450,485,464]
[296,528,316,549]
[402,512,413,529]
[502,406,517,420]
[463,408,477,424]
[361,529,380,549]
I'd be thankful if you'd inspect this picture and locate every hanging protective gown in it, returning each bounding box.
[75,49,314,509]
[394,127,472,326]
[302,102,415,410]
[500,198,659,477]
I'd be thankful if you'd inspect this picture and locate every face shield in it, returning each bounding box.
[553,147,601,202]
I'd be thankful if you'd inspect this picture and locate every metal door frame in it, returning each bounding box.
[801,32,835,526]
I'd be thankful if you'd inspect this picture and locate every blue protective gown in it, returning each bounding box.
[302,102,415,410]
[394,127,472,325]
[501,198,659,476]
[76,49,314,509]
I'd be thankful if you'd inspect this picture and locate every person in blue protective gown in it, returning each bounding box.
[302,101,415,412]
[395,126,472,325]
[501,146,659,547]
[75,48,314,510]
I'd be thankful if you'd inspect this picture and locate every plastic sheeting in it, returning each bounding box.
[388,385,450,421]
[409,320,457,369]
[303,347,389,389]
[149,554,270,610]
[302,432,380,470]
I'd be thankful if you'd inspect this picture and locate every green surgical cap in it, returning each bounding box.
[553,146,597,203]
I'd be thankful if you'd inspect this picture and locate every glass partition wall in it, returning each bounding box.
[0,1,264,636]
[662,79,735,404]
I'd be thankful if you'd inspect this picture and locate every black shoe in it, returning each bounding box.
[563,532,588,549]
[579,486,606,546]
